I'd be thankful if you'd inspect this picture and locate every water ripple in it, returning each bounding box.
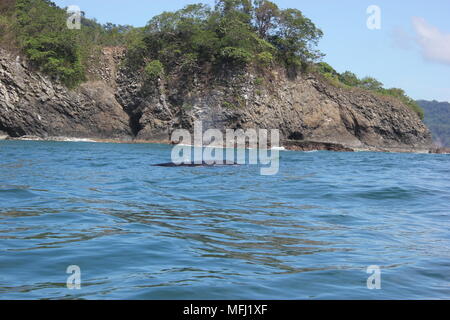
[0,141,449,299]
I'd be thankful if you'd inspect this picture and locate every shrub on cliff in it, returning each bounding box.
[377,88,425,120]
[220,47,253,65]
[316,64,424,119]
[256,51,274,66]
[339,71,360,87]
[145,60,164,80]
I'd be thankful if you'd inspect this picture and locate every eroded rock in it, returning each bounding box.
[0,47,433,153]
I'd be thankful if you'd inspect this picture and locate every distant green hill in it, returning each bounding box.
[417,100,450,147]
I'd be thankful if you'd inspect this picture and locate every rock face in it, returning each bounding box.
[0,48,132,140]
[115,65,432,152]
[0,47,433,152]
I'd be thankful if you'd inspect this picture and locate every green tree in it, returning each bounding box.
[125,1,324,73]
[271,8,324,68]
[359,77,383,91]
[13,0,138,87]
[15,0,85,87]
[253,0,279,39]
[215,0,253,22]
[140,4,219,71]
[316,62,338,76]
[220,46,252,64]
[339,71,360,87]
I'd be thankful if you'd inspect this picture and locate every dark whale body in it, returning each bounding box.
[153,161,239,167]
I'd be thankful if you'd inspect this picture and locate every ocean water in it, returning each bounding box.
[0,140,449,300]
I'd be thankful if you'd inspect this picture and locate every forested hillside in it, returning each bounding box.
[1,0,137,87]
[0,0,425,119]
[417,100,450,147]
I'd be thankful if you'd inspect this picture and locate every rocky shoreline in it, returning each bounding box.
[429,147,450,154]
[2,134,445,154]
[0,47,434,153]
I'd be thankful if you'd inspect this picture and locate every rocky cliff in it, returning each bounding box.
[0,48,132,140]
[0,47,432,152]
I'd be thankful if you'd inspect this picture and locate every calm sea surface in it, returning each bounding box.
[0,140,449,299]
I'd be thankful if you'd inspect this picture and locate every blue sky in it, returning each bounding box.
[54,0,450,102]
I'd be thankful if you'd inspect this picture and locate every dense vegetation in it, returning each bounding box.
[2,0,135,87]
[417,100,450,146]
[0,0,17,49]
[126,0,323,75]
[0,0,424,119]
[315,62,425,119]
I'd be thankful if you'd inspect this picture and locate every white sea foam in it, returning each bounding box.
[53,137,96,142]
[16,136,96,143]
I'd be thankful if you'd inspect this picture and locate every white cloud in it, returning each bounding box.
[412,17,450,66]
